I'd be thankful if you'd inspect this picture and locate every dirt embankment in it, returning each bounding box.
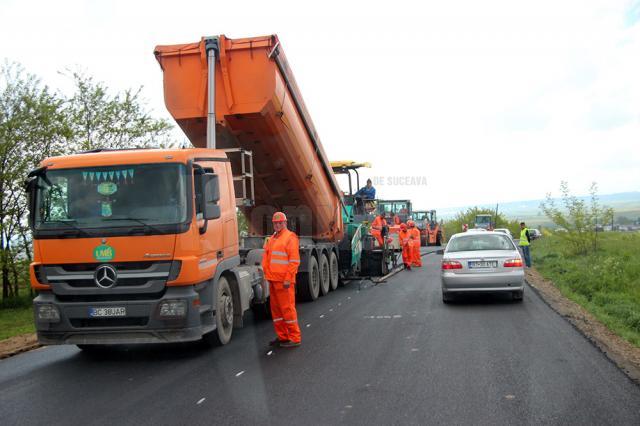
[0,333,40,359]
[526,268,640,383]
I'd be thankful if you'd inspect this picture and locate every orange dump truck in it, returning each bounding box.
[25,34,365,348]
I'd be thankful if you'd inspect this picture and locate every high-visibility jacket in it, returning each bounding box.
[519,228,530,246]
[410,228,421,246]
[262,228,301,283]
[399,229,412,265]
[371,216,387,230]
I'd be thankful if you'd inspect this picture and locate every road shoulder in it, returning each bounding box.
[0,333,40,360]
[526,268,640,384]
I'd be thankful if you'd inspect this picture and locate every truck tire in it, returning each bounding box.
[329,251,339,291]
[297,256,320,302]
[319,253,330,296]
[202,277,234,346]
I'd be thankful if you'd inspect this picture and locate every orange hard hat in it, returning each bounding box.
[400,223,407,230]
[272,212,287,222]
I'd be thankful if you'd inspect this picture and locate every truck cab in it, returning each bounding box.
[26,148,265,347]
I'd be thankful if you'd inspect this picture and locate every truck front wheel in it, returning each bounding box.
[203,276,234,346]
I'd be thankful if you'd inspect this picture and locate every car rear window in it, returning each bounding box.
[447,234,515,252]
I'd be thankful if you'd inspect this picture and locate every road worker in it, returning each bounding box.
[399,223,413,270]
[408,220,422,267]
[370,212,387,247]
[390,212,401,225]
[262,212,301,348]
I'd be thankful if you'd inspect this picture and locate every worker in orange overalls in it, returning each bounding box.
[399,223,413,270]
[408,220,422,267]
[390,212,401,225]
[370,212,387,247]
[262,212,302,348]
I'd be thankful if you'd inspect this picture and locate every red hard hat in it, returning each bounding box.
[272,212,287,222]
[400,223,407,230]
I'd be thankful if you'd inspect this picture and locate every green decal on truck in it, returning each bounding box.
[94,244,115,261]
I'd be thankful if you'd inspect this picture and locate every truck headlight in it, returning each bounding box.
[36,304,60,322]
[158,300,187,318]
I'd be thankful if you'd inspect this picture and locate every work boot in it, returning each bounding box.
[280,340,301,348]
[269,338,286,347]
[405,264,411,270]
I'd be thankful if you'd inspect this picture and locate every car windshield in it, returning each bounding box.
[34,163,188,230]
[447,234,515,252]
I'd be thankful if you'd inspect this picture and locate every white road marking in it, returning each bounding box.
[505,395,516,400]
[393,315,402,318]
[320,314,325,318]
[235,371,245,377]
[306,324,311,327]
[411,348,419,352]
[267,351,273,356]
[329,309,333,312]
[345,405,353,409]
[197,398,206,405]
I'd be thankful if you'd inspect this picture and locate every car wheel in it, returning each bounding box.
[442,291,454,304]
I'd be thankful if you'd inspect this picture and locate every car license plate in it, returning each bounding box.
[89,307,126,318]
[468,261,498,269]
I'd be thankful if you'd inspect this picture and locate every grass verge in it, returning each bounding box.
[0,305,35,340]
[532,232,640,348]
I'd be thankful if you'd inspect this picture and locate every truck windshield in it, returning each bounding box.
[34,163,188,231]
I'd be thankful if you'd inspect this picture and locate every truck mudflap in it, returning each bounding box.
[34,286,214,345]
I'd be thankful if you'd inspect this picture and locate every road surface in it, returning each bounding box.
[2,248,639,425]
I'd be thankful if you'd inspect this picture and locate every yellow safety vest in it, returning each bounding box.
[519,228,530,246]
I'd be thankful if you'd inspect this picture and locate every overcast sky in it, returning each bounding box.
[1,0,639,209]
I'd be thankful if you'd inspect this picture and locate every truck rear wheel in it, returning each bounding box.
[319,254,330,296]
[202,277,233,346]
[297,256,320,302]
[329,251,339,291]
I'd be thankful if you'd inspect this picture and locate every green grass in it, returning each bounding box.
[0,305,35,340]
[532,232,640,347]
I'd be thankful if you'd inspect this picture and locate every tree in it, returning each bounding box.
[540,182,613,255]
[65,70,173,151]
[0,61,71,299]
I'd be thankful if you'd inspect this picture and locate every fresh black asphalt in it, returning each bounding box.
[1,248,639,425]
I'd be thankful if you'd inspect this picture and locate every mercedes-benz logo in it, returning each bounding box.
[94,265,118,289]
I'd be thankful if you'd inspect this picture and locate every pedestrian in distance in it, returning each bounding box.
[519,222,532,268]
[399,223,412,270]
[262,212,302,348]
[407,220,422,267]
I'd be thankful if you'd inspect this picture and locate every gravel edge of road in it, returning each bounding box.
[0,333,40,360]
[525,268,640,385]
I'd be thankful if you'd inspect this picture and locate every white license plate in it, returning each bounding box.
[468,261,498,269]
[89,307,126,318]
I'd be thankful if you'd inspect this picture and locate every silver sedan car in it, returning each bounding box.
[440,231,525,303]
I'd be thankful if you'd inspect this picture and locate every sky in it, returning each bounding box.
[1,0,639,210]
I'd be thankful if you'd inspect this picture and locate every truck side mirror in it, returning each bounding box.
[202,174,221,220]
[24,177,38,229]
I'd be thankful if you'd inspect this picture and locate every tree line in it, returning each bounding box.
[0,61,173,301]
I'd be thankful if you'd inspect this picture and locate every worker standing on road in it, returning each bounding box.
[390,212,401,225]
[399,223,412,270]
[370,212,387,247]
[262,212,302,348]
[408,220,422,267]
[519,222,532,268]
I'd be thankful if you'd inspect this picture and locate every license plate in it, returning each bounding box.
[89,307,126,318]
[468,261,498,269]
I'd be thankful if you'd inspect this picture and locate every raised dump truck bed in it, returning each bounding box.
[154,35,343,242]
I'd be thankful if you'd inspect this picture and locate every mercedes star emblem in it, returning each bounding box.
[94,265,118,289]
